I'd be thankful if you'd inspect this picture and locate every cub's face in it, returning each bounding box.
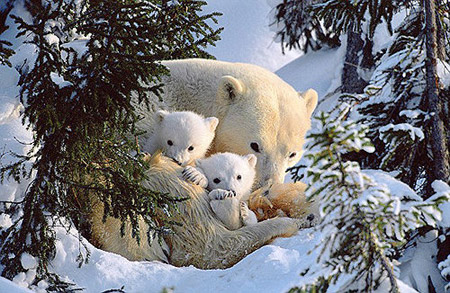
[156,110,218,166]
[196,152,257,199]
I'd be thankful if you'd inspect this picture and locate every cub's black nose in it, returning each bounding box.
[172,158,182,166]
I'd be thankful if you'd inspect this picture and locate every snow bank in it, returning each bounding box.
[0,277,33,293]
[49,226,320,293]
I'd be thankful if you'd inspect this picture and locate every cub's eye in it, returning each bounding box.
[167,140,173,146]
[250,142,260,153]
[237,175,242,180]
[213,178,221,184]
[289,152,297,159]
[188,146,194,151]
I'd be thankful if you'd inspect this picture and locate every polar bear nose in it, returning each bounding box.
[172,158,182,166]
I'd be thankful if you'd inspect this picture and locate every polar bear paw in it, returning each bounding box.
[182,166,208,188]
[208,189,236,200]
[240,201,258,226]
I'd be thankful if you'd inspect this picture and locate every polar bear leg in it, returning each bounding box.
[208,189,236,200]
[240,201,258,226]
[181,166,208,188]
[210,197,241,230]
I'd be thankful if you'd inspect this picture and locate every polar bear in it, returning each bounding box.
[134,58,318,190]
[142,110,218,166]
[182,152,258,230]
[89,152,306,268]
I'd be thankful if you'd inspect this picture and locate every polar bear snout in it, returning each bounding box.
[171,157,183,166]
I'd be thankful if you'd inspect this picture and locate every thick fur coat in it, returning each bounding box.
[89,153,306,269]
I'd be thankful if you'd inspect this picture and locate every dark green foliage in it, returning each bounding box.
[0,3,14,68]
[0,39,13,66]
[271,0,406,54]
[0,0,221,288]
[271,0,340,53]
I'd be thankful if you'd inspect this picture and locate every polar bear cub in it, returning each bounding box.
[183,152,258,230]
[142,110,219,166]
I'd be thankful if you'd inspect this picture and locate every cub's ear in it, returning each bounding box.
[205,117,219,132]
[218,75,245,102]
[155,110,169,123]
[299,89,318,117]
[244,154,257,168]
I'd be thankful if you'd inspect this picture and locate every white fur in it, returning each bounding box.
[91,154,305,269]
[142,110,218,166]
[196,152,256,198]
[133,59,318,189]
[193,152,258,230]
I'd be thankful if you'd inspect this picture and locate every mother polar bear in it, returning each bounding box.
[135,58,318,190]
[89,59,318,269]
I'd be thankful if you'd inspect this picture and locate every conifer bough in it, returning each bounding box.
[0,0,221,289]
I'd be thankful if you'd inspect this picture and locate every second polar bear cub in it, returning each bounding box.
[183,152,258,230]
[142,110,219,166]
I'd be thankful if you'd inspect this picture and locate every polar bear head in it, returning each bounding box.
[196,152,257,199]
[153,110,219,166]
[213,72,318,189]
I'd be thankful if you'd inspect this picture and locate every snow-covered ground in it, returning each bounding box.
[0,1,449,292]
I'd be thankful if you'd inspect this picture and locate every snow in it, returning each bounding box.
[50,72,73,88]
[203,0,302,72]
[379,123,425,142]
[363,170,422,201]
[276,45,346,103]
[21,253,37,270]
[49,225,321,293]
[399,230,447,293]
[431,180,450,227]
[0,276,33,293]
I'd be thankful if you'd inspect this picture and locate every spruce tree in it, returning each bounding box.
[270,0,340,53]
[271,0,400,93]
[288,103,447,292]
[0,0,221,289]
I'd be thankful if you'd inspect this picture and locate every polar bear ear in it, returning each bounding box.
[218,76,245,102]
[244,154,257,168]
[155,110,169,123]
[205,117,219,132]
[299,89,318,117]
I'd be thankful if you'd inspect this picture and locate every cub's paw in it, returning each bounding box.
[208,189,236,200]
[182,166,208,188]
[240,201,258,226]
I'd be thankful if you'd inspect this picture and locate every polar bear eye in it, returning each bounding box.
[167,140,173,146]
[250,142,260,153]
[289,152,297,159]
[237,175,242,180]
[213,178,221,184]
[188,146,194,151]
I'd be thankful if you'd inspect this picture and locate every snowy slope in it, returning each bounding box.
[0,277,33,293]
[203,0,302,72]
[49,227,320,292]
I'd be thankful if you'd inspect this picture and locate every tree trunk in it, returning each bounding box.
[424,0,450,183]
[341,31,368,94]
[435,0,448,61]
